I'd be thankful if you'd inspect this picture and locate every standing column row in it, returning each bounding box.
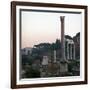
[66,42,75,60]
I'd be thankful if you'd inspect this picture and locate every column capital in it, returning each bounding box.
[60,16,65,22]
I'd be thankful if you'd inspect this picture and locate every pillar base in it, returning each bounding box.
[60,59,68,75]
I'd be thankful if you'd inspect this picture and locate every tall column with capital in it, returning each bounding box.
[60,16,66,60]
[59,16,68,75]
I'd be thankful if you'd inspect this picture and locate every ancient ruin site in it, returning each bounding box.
[21,16,80,78]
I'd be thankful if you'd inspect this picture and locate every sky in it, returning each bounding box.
[21,10,82,48]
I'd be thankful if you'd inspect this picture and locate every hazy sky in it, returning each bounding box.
[21,10,82,48]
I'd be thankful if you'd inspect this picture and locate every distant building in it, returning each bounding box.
[21,47,32,55]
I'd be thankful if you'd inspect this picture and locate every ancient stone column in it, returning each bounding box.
[54,50,56,63]
[67,42,69,60]
[60,16,66,60]
[59,16,68,75]
[73,44,75,60]
[69,44,71,60]
[70,44,72,59]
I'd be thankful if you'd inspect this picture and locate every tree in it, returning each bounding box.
[24,65,40,78]
[55,39,61,49]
